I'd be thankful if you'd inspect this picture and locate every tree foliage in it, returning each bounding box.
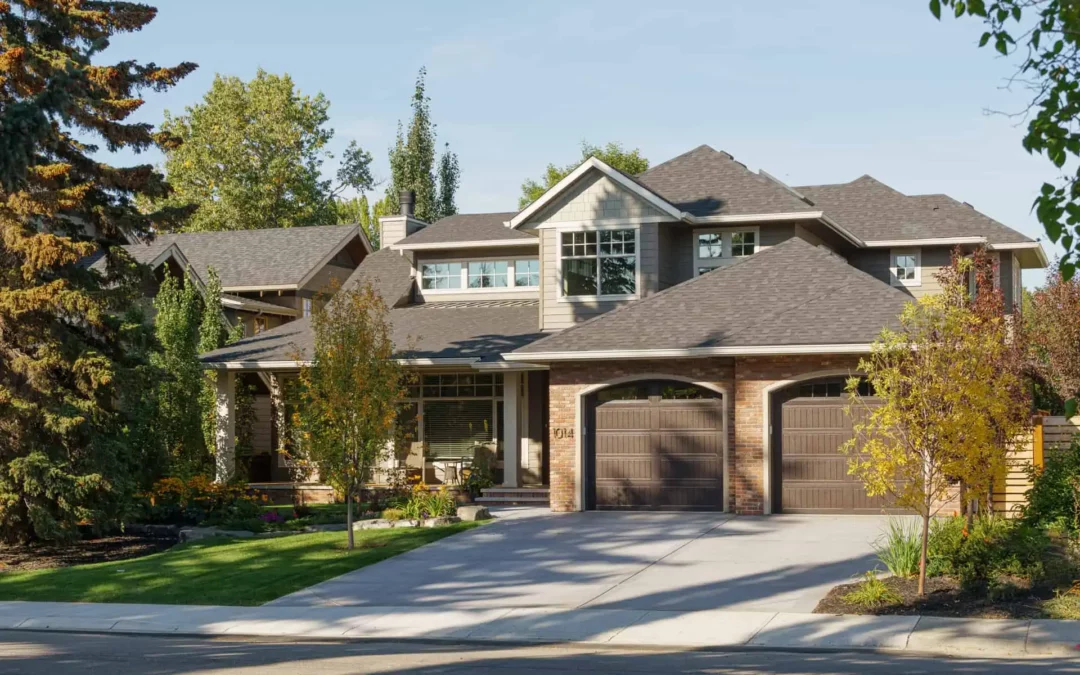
[335,194,379,248]
[294,282,406,548]
[1026,265,1080,414]
[152,271,206,477]
[0,1,194,542]
[159,70,373,231]
[519,142,650,209]
[380,67,459,222]
[198,268,229,457]
[844,250,1030,594]
[931,0,1080,280]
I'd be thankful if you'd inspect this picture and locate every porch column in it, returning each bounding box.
[214,371,236,483]
[502,371,520,488]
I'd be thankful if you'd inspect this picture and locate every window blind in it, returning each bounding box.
[423,400,495,457]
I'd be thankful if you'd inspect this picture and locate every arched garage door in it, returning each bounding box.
[772,378,894,514]
[586,380,724,510]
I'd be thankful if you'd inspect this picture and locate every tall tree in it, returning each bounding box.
[152,271,205,477]
[381,68,459,222]
[198,268,228,457]
[294,281,406,548]
[931,0,1080,281]
[159,70,373,231]
[0,1,195,541]
[335,194,379,248]
[843,256,1030,595]
[519,142,650,209]
[1027,266,1080,414]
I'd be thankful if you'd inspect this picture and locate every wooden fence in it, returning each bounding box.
[992,415,1080,517]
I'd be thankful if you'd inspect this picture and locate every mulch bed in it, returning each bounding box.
[814,575,1059,619]
[0,536,176,573]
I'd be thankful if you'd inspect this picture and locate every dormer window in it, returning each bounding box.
[890,248,921,287]
[421,262,463,290]
[731,231,756,257]
[468,261,508,288]
[420,259,538,294]
[694,227,760,275]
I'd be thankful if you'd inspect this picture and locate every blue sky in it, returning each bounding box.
[108,0,1059,286]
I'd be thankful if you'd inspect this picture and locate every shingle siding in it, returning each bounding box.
[525,172,667,226]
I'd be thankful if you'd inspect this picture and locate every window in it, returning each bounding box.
[560,229,637,298]
[420,373,503,398]
[421,262,463,290]
[302,297,312,318]
[468,261,508,288]
[698,233,723,259]
[890,248,921,287]
[402,372,505,460]
[515,259,540,287]
[424,400,495,457]
[253,316,268,334]
[731,231,756,257]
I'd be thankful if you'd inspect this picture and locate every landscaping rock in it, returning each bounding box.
[178,527,255,542]
[305,523,348,532]
[355,519,392,530]
[391,519,420,528]
[456,505,492,521]
[421,516,460,528]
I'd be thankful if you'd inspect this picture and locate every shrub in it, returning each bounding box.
[842,571,902,608]
[139,477,264,526]
[874,518,921,578]
[399,484,457,520]
[381,508,406,521]
[1021,438,1080,535]
[927,515,1052,589]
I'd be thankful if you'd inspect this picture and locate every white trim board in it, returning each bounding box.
[393,239,538,251]
[504,343,875,362]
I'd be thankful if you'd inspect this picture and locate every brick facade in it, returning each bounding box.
[546,354,863,514]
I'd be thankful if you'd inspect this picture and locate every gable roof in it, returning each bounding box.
[394,212,534,249]
[93,224,365,291]
[200,299,545,367]
[508,236,911,360]
[339,248,415,308]
[636,145,818,218]
[796,176,1033,245]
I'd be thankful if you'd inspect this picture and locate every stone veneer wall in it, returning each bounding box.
[547,354,863,515]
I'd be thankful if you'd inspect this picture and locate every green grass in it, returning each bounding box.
[842,571,903,609]
[0,522,479,606]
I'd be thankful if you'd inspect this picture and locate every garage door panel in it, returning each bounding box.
[655,431,722,455]
[658,407,722,430]
[659,455,721,479]
[596,457,654,480]
[781,456,851,482]
[596,432,651,456]
[596,408,650,431]
[781,431,853,455]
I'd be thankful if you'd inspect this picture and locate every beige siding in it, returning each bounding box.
[848,246,951,298]
[524,171,667,226]
[251,394,272,454]
[303,263,353,295]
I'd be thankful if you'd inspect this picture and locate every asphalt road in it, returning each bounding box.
[0,630,1078,675]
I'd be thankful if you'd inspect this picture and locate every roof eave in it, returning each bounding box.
[505,343,876,362]
[391,238,538,251]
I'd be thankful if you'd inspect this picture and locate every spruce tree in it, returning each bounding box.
[0,1,195,541]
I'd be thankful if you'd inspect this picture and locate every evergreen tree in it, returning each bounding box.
[382,68,459,222]
[0,1,195,542]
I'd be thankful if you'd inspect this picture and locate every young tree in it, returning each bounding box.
[198,269,229,456]
[159,70,373,231]
[519,141,650,208]
[844,258,1030,595]
[930,1,1080,280]
[0,1,194,542]
[152,271,206,477]
[1026,267,1080,414]
[380,67,460,222]
[294,282,406,548]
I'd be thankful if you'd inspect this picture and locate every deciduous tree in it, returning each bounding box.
[0,0,195,541]
[844,255,1030,595]
[1026,266,1080,414]
[519,142,649,209]
[294,282,406,548]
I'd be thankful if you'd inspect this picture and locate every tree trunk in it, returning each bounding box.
[346,480,354,550]
[919,510,930,596]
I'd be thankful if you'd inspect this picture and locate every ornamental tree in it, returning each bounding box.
[1026,268,1080,415]
[844,257,1030,595]
[294,281,406,549]
[0,1,194,541]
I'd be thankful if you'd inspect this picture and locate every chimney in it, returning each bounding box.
[399,190,415,217]
[378,189,426,250]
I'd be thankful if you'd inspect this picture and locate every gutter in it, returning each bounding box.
[504,343,876,362]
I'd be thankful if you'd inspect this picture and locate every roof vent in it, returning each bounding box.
[399,190,416,217]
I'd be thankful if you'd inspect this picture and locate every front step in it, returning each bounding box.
[476,487,550,506]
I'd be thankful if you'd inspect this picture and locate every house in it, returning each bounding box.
[88,224,372,489]
[201,145,1046,515]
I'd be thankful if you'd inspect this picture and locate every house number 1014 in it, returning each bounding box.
[553,428,574,440]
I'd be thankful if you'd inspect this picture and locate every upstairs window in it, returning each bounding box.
[731,231,756,257]
[515,259,540,287]
[694,227,761,275]
[890,248,921,287]
[561,229,637,298]
[698,233,723,259]
[468,261,508,288]
[421,262,463,290]
[302,297,312,318]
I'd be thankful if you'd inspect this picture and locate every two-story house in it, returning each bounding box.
[201,145,1046,515]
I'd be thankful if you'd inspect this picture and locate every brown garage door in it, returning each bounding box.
[592,383,724,510]
[779,397,893,514]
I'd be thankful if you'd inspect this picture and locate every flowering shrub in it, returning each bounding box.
[139,476,264,525]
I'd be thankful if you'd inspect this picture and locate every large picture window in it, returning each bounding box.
[402,373,505,459]
[560,229,637,298]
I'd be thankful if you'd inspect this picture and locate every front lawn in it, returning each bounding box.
[0,522,479,606]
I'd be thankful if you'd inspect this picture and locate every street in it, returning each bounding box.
[0,631,1077,675]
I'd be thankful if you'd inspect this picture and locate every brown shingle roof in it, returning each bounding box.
[340,248,415,308]
[396,212,533,247]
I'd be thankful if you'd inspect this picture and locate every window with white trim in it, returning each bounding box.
[560,229,637,297]
[302,297,312,318]
[421,262,463,290]
[890,248,921,287]
[731,231,756,257]
[400,373,505,459]
[514,259,540,287]
[467,261,508,288]
[694,227,760,275]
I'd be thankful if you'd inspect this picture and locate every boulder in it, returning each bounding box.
[456,505,492,522]
[421,516,459,528]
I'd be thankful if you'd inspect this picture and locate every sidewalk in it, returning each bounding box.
[0,600,1077,659]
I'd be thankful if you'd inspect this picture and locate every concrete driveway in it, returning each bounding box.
[272,509,887,613]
